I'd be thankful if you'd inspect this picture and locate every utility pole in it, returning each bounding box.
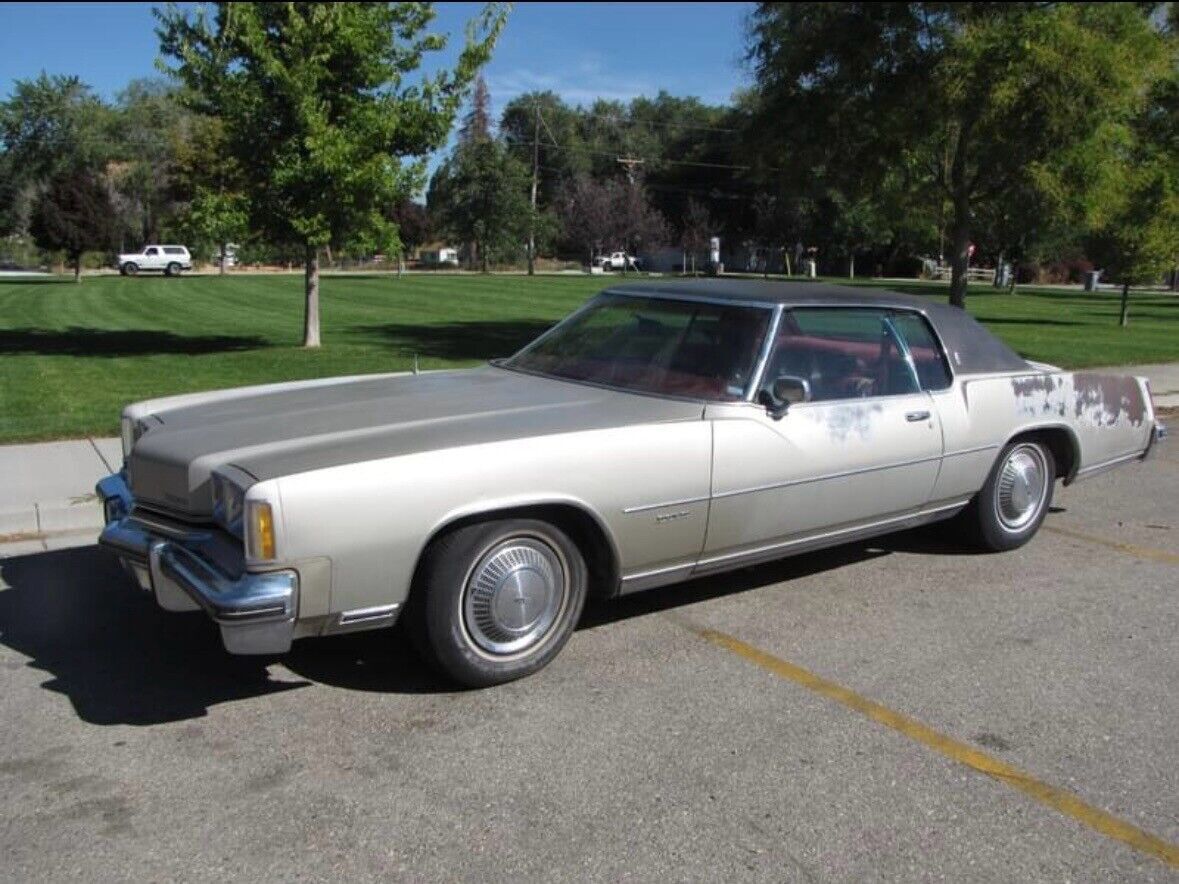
[616,156,644,276]
[528,101,540,276]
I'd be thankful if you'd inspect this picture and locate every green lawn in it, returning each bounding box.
[1,271,1176,443]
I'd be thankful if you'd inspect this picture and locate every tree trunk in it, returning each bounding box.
[948,200,971,309]
[1119,282,1130,327]
[73,254,82,284]
[848,252,855,279]
[480,244,488,274]
[784,249,791,277]
[1170,266,1178,291]
[219,243,227,276]
[303,245,321,348]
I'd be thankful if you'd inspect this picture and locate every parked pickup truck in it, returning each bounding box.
[596,251,640,271]
[117,245,193,277]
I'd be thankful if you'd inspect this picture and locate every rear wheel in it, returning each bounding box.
[122,262,138,276]
[962,439,1054,551]
[408,518,587,687]
[165,262,181,277]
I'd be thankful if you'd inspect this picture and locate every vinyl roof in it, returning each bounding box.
[603,279,1031,375]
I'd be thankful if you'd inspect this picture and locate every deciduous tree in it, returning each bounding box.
[747,3,1171,307]
[157,1,506,346]
[29,165,116,282]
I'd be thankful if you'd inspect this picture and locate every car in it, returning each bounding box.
[117,245,193,276]
[95,280,1166,686]
[597,251,640,271]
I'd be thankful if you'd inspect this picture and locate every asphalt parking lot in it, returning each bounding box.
[1,440,1176,882]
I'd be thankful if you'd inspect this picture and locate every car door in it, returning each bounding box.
[701,307,944,566]
[142,247,162,270]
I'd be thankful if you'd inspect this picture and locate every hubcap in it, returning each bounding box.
[995,445,1048,531]
[463,537,567,656]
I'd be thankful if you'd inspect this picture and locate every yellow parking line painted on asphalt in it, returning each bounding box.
[1044,524,1179,565]
[667,614,1179,870]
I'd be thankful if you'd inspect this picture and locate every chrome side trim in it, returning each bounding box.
[945,443,999,459]
[1072,449,1150,482]
[693,499,971,574]
[622,495,710,515]
[338,603,400,626]
[713,452,945,500]
[618,562,698,595]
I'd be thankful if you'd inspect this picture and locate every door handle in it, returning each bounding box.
[905,410,931,422]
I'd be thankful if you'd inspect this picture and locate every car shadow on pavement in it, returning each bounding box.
[0,545,452,726]
[0,528,964,721]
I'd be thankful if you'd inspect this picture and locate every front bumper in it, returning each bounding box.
[96,473,298,655]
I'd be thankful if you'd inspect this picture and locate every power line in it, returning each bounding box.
[577,108,745,135]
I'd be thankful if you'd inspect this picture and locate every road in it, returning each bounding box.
[1,442,1176,881]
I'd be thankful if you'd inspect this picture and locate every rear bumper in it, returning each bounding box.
[1142,420,1167,461]
[96,473,297,655]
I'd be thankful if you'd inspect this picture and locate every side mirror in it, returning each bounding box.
[758,375,812,421]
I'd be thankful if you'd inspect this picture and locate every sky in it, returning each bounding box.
[0,2,755,176]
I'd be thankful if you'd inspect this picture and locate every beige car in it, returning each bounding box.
[97,281,1166,686]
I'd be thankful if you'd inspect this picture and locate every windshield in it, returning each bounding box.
[504,294,773,401]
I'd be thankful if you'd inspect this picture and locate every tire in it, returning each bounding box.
[165,262,180,277]
[122,262,138,276]
[407,518,588,687]
[961,438,1055,551]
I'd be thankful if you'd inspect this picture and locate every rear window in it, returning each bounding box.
[163,247,187,255]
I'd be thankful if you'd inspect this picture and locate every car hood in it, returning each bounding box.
[126,366,704,517]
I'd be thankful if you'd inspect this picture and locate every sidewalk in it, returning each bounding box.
[1,363,1176,558]
[0,437,119,555]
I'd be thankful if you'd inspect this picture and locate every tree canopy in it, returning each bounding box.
[156,1,506,345]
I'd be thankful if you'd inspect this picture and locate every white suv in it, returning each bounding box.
[117,245,193,277]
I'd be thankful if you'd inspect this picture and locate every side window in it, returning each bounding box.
[891,312,952,391]
[164,247,183,255]
[760,308,920,402]
[145,247,158,256]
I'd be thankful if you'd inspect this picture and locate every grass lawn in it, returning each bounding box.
[1,271,1176,443]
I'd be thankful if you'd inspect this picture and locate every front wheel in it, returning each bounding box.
[961,439,1055,551]
[121,262,138,276]
[408,518,588,687]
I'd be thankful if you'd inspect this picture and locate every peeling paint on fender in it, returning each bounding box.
[1073,374,1146,427]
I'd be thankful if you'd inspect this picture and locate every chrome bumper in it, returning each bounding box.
[96,473,298,655]
[1142,420,1168,461]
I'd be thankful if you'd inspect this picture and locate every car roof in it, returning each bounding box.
[602,279,1031,375]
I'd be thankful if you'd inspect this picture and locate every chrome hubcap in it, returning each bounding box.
[463,538,567,656]
[995,445,1048,531]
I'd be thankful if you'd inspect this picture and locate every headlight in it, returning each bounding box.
[246,501,276,561]
[211,473,246,536]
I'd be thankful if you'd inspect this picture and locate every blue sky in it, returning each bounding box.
[0,2,755,174]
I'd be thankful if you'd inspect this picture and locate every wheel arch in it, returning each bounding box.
[1001,424,1080,484]
[409,499,622,604]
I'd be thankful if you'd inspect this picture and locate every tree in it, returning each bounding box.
[748,3,1172,307]
[0,73,113,237]
[389,199,432,265]
[558,175,617,266]
[157,2,506,347]
[459,76,492,144]
[429,138,532,272]
[615,175,668,268]
[185,187,249,274]
[29,165,116,282]
[1088,162,1179,326]
[108,79,190,248]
